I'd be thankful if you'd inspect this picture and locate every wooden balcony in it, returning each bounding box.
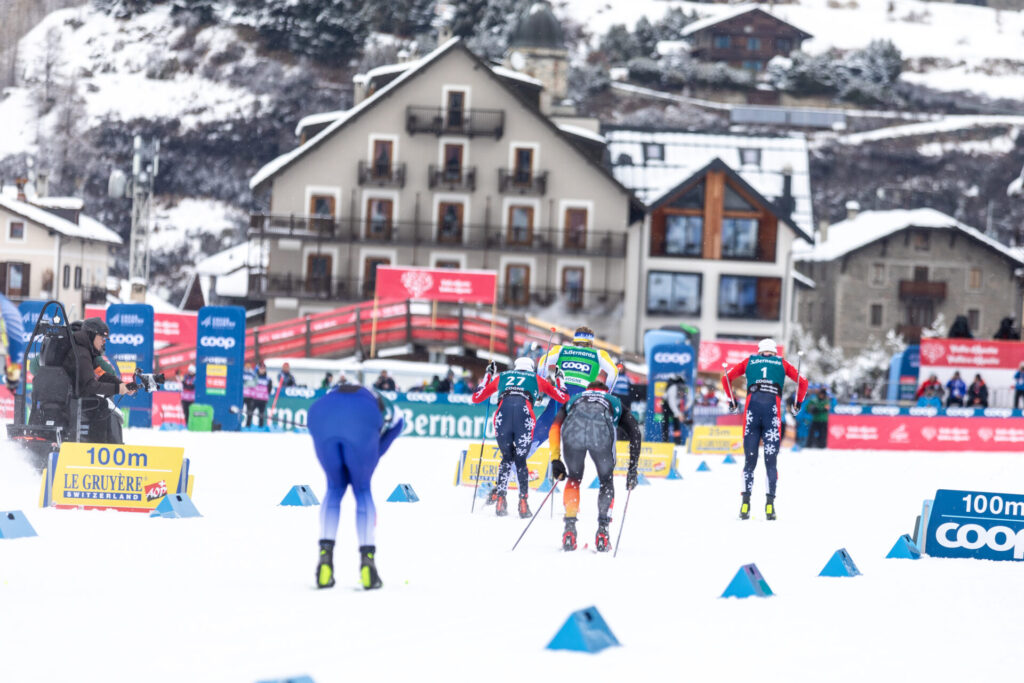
[899,280,946,300]
[405,106,505,138]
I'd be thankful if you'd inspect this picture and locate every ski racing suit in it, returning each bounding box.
[550,388,642,526]
[472,368,568,496]
[722,354,807,497]
[531,343,617,454]
[308,385,404,547]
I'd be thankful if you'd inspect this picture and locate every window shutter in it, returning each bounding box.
[21,263,31,296]
[0,263,7,295]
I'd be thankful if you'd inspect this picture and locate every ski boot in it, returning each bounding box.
[595,521,611,553]
[766,494,777,521]
[485,487,500,506]
[359,545,382,590]
[316,539,335,589]
[518,493,531,519]
[739,493,751,520]
[495,492,508,517]
[562,517,578,551]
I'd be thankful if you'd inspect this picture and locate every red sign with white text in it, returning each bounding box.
[699,340,786,373]
[918,338,1024,369]
[374,266,496,304]
[0,386,14,421]
[827,413,1024,451]
[151,390,186,427]
[86,306,198,347]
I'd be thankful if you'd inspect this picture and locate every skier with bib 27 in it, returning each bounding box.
[472,357,569,517]
[721,339,807,521]
[548,380,642,552]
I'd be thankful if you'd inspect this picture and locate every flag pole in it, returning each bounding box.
[488,278,497,357]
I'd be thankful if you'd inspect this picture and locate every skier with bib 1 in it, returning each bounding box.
[531,326,618,454]
[721,338,807,521]
[308,384,405,590]
[472,356,569,517]
[548,380,642,552]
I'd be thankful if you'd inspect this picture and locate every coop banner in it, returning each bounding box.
[456,445,550,489]
[689,425,745,456]
[827,413,1024,451]
[645,342,695,441]
[195,306,246,431]
[925,489,1024,562]
[375,265,497,304]
[41,442,190,512]
[106,303,155,428]
[86,306,198,347]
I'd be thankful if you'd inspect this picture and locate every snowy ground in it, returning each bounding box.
[2,429,1023,682]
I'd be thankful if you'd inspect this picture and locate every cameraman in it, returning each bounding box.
[63,318,136,443]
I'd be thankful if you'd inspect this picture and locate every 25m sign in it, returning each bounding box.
[926,489,1024,562]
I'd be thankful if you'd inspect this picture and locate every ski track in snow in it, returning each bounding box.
[2,430,1023,682]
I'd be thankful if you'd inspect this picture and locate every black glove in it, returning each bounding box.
[552,367,565,385]
[124,382,139,392]
[550,459,567,481]
[626,466,638,491]
[485,361,497,377]
[728,398,739,413]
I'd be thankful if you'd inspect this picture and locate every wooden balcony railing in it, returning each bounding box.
[405,106,505,138]
[899,280,946,300]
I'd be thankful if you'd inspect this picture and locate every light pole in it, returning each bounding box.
[109,135,159,302]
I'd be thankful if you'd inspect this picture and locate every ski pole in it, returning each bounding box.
[470,397,493,513]
[613,488,633,558]
[550,481,558,518]
[511,481,561,551]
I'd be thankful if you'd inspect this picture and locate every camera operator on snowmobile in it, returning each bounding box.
[62,317,137,443]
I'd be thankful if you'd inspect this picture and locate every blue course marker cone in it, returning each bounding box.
[723,454,737,464]
[819,548,861,577]
[150,493,201,519]
[636,472,651,486]
[256,676,316,683]
[0,510,37,539]
[886,534,921,560]
[387,484,420,502]
[696,460,712,472]
[476,481,495,498]
[589,476,601,489]
[537,477,554,493]
[280,485,319,507]
[666,467,683,480]
[546,606,620,653]
[721,563,774,599]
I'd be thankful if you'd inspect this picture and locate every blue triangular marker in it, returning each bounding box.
[819,548,861,577]
[721,563,773,599]
[280,485,320,506]
[723,454,737,464]
[476,481,495,498]
[666,468,683,480]
[150,493,201,519]
[696,460,711,472]
[886,534,921,559]
[537,478,553,493]
[636,472,651,486]
[256,676,316,683]
[589,476,601,489]
[0,510,37,539]
[546,606,620,653]
[387,484,420,502]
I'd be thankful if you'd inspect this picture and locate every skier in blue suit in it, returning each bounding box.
[308,383,404,590]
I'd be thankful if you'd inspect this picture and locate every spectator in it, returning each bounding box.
[807,387,830,448]
[611,364,633,415]
[1014,362,1024,410]
[181,364,197,418]
[426,375,441,392]
[945,371,966,407]
[915,374,943,400]
[373,370,396,392]
[453,373,470,394]
[437,369,454,393]
[279,362,297,388]
[966,374,988,408]
[994,317,1020,340]
[917,386,943,408]
[948,315,972,339]
[320,372,334,389]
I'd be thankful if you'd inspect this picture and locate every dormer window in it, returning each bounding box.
[643,143,665,164]
[739,148,761,168]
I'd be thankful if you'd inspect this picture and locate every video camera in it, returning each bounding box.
[128,368,166,393]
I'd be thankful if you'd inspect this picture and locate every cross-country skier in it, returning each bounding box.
[531,326,618,454]
[308,384,404,590]
[548,380,642,552]
[721,338,807,521]
[660,373,692,445]
[472,356,569,517]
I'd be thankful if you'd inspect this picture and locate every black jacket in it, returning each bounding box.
[63,329,117,398]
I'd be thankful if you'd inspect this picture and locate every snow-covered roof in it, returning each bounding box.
[294,109,349,137]
[605,128,814,237]
[680,5,809,38]
[1009,168,1024,198]
[792,268,815,289]
[0,192,122,244]
[29,195,84,210]
[194,241,265,277]
[106,279,181,313]
[556,123,605,143]
[490,64,543,87]
[794,208,1024,265]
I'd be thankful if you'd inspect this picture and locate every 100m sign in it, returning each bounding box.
[86,446,149,467]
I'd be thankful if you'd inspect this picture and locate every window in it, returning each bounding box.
[63,264,70,290]
[741,60,763,71]
[372,140,393,178]
[366,198,393,240]
[363,256,390,298]
[968,308,980,332]
[913,266,928,282]
[507,205,534,246]
[723,185,756,211]
[306,254,332,295]
[968,267,982,291]
[564,208,588,249]
[642,143,664,163]
[713,34,730,49]
[446,90,465,129]
[907,300,934,327]
[74,266,82,290]
[513,147,534,184]
[665,215,703,257]
[647,271,701,316]
[912,231,930,251]
[443,144,463,181]
[747,37,761,51]
[438,202,464,243]
[721,218,758,259]
[739,148,761,168]
[0,262,31,297]
[718,275,781,320]
[776,37,793,53]
[562,267,584,308]
[871,263,886,286]
[505,264,530,307]
[435,260,460,269]
[806,301,814,323]
[309,194,336,217]
[8,221,24,240]
[667,181,704,210]
[870,303,883,327]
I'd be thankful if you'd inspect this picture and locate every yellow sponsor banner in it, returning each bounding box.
[44,442,188,511]
[612,441,677,478]
[458,444,550,489]
[690,425,744,456]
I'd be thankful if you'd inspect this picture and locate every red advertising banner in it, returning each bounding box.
[828,413,1024,451]
[152,390,186,427]
[0,385,14,422]
[374,266,496,304]
[917,338,1024,409]
[86,306,198,347]
[698,340,786,373]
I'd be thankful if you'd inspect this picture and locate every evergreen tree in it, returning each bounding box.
[170,0,217,25]
[634,16,657,59]
[368,0,437,38]
[600,24,638,65]
[654,7,692,41]
[91,0,163,19]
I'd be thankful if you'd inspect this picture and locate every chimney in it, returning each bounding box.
[818,218,830,244]
[779,164,795,218]
[845,200,861,221]
[15,177,27,201]
[37,172,49,198]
